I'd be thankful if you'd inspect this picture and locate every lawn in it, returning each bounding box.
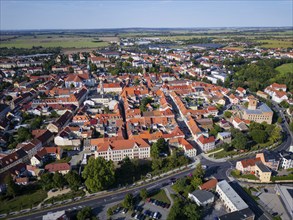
[275,63,293,74]
[0,35,109,48]
[0,189,47,214]
[150,189,170,204]
[271,173,293,182]
[231,170,259,180]
[256,39,293,48]
[213,149,238,159]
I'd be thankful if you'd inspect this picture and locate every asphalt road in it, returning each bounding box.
[10,167,197,220]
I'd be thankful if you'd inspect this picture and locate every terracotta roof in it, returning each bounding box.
[198,135,215,144]
[97,138,150,152]
[240,157,261,168]
[199,178,218,190]
[45,163,70,172]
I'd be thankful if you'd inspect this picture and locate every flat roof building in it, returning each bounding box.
[216,180,248,212]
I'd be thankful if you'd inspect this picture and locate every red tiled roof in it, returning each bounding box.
[198,135,215,144]
[240,158,261,168]
[45,163,70,172]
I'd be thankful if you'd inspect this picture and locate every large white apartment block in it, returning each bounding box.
[216,180,248,213]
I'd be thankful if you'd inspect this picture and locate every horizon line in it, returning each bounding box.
[1,26,292,32]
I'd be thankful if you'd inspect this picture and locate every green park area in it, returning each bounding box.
[275,63,293,74]
[150,189,170,204]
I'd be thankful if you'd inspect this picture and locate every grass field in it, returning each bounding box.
[257,39,293,48]
[275,63,293,74]
[0,189,47,214]
[0,35,109,48]
[150,189,170,204]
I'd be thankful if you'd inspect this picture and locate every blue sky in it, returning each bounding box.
[1,0,292,30]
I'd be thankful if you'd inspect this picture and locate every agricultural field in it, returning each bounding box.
[0,35,110,49]
[256,39,293,48]
[275,63,293,74]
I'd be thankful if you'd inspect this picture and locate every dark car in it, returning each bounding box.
[161,182,169,187]
[131,212,136,218]
[272,212,279,217]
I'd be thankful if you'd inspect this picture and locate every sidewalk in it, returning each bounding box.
[164,188,174,207]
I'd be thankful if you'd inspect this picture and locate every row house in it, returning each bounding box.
[47,110,73,133]
[0,149,29,174]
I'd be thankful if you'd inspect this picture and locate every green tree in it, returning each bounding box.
[289,122,293,132]
[269,126,282,142]
[277,116,283,124]
[150,138,169,158]
[53,172,66,189]
[16,127,32,143]
[224,111,232,118]
[77,207,93,220]
[151,158,163,171]
[30,116,43,129]
[172,178,187,194]
[232,132,247,150]
[40,172,54,190]
[193,163,205,179]
[140,188,148,200]
[115,157,136,184]
[167,198,185,220]
[250,129,268,144]
[183,203,201,220]
[123,193,134,209]
[82,157,115,192]
[107,207,113,216]
[5,174,18,198]
[65,170,81,191]
[191,177,202,189]
[140,97,153,112]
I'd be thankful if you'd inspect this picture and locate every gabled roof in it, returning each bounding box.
[198,135,215,144]
[97,138,150,152]
[239,158,261,168]
[45,163,70,172]
[199,178,218,190]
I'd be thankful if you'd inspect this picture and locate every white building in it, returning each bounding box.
[188,190,215,206]
[279,152,293,170]
[216,180,248,212]
[197,135,216,152]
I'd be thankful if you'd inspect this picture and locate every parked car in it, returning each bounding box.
[122,208,128,214]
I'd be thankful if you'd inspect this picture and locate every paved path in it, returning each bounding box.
[164,188,174,207]
[201,152,228,163]
[44,188,71,202]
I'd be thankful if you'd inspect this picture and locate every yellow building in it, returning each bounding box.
[242,99,273,124]
[255,162,271,182]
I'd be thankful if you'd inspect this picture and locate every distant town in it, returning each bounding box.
[0,27,292,220]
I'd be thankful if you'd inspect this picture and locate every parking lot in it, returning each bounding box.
[109,198,170,220]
